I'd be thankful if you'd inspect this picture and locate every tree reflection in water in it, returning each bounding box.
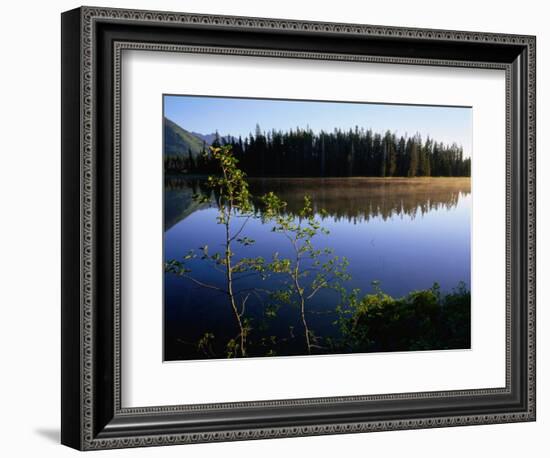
[165,176,471,229]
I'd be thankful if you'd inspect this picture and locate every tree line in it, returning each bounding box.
[165,125,471,178]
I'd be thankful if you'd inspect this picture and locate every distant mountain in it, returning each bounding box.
[164,117,205,157]
[191,132,217,145]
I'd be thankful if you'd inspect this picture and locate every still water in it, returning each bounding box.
[164,177,471,360]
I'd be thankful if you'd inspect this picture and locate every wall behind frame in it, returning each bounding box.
[0,0,545,457]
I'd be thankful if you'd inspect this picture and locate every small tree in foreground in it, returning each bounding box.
[261,192,350,354]
[165,146,267,357]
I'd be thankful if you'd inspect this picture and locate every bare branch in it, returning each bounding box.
[180,274,226,293]
[239,293,251,317]
[232,272,261,282]
[229,216,251,242]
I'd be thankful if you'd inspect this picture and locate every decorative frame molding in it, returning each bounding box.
[61,6,536,450]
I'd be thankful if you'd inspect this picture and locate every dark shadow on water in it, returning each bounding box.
[35,428,59,443]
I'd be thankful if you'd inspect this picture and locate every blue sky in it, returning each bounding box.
[164,95,472,157]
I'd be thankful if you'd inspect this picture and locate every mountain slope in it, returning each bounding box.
[164,117,205,157]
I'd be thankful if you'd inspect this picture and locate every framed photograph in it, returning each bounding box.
[61,6,536,450]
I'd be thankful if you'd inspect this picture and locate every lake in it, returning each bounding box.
[164,177,471,360]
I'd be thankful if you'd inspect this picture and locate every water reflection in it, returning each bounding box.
[164,175,471,360]
[165,175,471,228]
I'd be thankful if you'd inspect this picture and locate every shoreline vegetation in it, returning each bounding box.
[164,146,471,360]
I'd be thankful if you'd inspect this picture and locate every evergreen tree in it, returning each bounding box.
[187,148,195,172]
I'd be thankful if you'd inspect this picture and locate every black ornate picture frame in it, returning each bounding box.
[61,6,536,450]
